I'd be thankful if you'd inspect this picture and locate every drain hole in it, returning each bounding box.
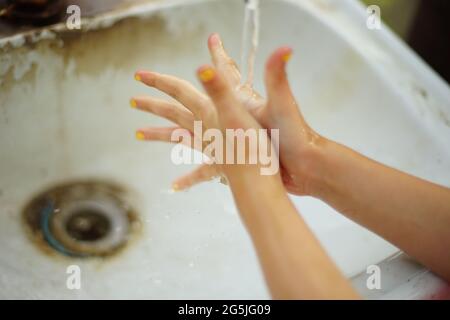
[65,210,111,242]
[22,180,140,258]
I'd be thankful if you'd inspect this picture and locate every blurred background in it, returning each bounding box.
[0,0,449,83]
[361,0,450,83]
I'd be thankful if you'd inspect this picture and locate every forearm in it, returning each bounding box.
[308,139,450,281]
[226,168,359,299]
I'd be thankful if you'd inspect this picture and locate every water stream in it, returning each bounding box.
[241,0,260,88]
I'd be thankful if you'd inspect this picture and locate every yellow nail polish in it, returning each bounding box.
[172,183,180,192]
[135,74,142,81]
[130,99,137,108]
[282,53,292,63]
[199,68,215,83]
[136,132,145,140]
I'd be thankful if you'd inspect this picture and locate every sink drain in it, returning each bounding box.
[23,181,140,258]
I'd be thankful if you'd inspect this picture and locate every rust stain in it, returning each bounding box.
[0,0,159,37]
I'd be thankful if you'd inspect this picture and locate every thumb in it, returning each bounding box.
[264,47,301,118]
[197,65,258,130]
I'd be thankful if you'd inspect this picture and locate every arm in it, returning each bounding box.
[305,138,450,281]
[198,35,450,282]
[227,171,359,299]
[197,64,358,299]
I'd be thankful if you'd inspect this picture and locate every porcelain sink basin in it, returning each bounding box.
[1,0,449,299]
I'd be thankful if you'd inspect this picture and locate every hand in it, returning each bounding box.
[132,57,276,184]
[131,51,360,300]
[132,34,325,195]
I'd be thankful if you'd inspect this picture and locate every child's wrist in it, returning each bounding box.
[297,136,335,198]
[303,137,356,200]
[225,165,284,192]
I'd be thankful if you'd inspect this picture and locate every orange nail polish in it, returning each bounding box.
[135,74,142,81]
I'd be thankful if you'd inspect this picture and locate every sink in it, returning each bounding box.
[1,0,449,299]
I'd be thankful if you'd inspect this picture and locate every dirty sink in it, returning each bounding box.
[0,0,450,299]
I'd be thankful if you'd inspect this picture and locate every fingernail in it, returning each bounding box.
[136,132,145,140]
[135,73,142,81]
[282,53,292,63]
[130,99,137,108]
[172,183,181,192]
[210,33,221,47]
[199,68,215,83]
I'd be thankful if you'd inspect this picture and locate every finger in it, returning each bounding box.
[135,71,208,117]
[197,65,245,123]
[136,126,181,142]
[130,96,195,131]
[135,127,206,153]
[172,164,221,191]
[208,33,241,86]
[264,47,300,116]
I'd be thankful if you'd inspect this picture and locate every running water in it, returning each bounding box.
[241,0,260,88]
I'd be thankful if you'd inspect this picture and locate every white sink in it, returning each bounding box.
[1,0,449,299]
